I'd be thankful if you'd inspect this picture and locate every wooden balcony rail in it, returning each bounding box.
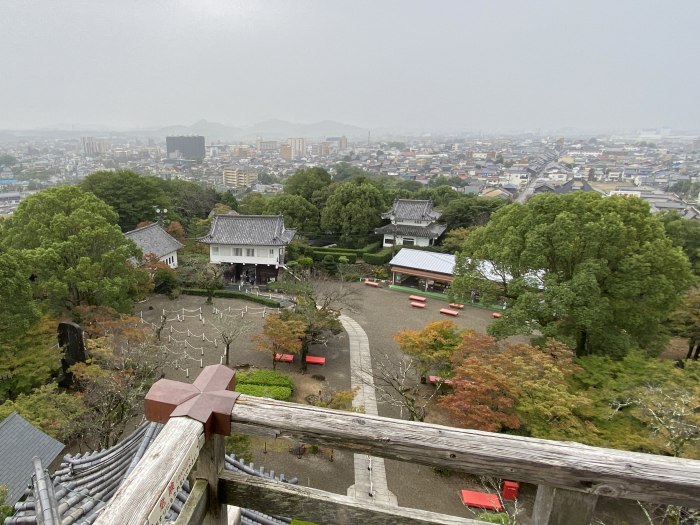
[95,394,700,525]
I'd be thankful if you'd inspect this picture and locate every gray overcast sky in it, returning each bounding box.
[1,0,698,132]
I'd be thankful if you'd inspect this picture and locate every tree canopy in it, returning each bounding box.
[1,186,142,312]
[264,193,319,234]
[320,177,386,247]
[81,169,171,231]
[450,192,694,357]
[283,167,332,202]
[439,196,506,231]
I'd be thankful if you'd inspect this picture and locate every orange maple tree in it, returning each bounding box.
[252,314,307,370]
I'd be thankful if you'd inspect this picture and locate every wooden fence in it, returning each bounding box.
[93,393,700,525]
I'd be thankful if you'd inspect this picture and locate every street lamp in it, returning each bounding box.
[155,207,168,225]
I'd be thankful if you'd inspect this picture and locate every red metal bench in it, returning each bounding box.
[408,295,426,302]
[428,375,453,387]
[410,302,426,308]
[305,355,326,365]
[448,303,464,309]
[460,490,503,511]
[439,308,459,316]
[364,280,379,287]
[274,353,294,363]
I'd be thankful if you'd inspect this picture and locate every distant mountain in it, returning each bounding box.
[155,120,243,140]
[245,119,368,140]
[0,118,370,143]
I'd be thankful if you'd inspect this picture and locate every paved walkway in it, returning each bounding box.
[340,315,397,506]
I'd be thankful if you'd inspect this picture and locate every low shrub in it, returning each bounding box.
[310,251,357,263]
[362,248,393,265]
[237,369,295,389]
[235,384,292,401]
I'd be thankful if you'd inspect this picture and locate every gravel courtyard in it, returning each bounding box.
[137,284,644,524]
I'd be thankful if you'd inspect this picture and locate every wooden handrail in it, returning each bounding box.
[94,394,700,525]
[229,395,700,508]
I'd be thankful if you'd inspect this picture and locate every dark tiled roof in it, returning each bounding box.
[381,199,441,221]
[0,412,64,505]
[198,215,296,246]
[374,222,447,239]
[6,422,295,525]
[125,223,184,259]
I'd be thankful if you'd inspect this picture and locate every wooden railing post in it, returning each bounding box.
[194,433,227,525]
[96,365,240,525]
[530,485,598,525]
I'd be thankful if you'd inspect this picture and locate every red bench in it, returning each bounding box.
[428,375,453,387]
[274,353,294,363]
[439,308,459,316]
[409,295,426,302]
[410,302,426,308]
[364,280,379,287]
[492,312,502,318]
[305,355,326,365]
[460,490,503,511]
[448,303,464,309]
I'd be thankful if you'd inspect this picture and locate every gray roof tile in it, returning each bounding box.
[0,412,64,505]
[198,215,295,246]
[5,422,295,525]
[125,223,184,259]
[381,199,442,221]
[375,222,447,239]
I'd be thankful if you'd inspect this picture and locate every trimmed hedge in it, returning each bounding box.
[235,384,292,401]
[310,251,357,263]
[362,247,394,265]
[181,288,280,307]
[237,369,295,389]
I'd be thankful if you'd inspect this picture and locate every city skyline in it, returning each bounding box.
[1,0,699,133]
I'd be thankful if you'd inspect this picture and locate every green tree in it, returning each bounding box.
[0,315,61,401]
[659,210,700,274]
[158,179,222,228]
[237,192,268,215]
[0,251,39,344]
[264,193,319,233]
[439,196,507,231]
[0,383,85,441]
[1,186,142,312]
[284,167,332,201]
[81,169,171,231]
[440,227,475,253]
[573,352,700,457]
[669,180,700,200]
[333,162,367,182]
[320,177,386,247]
[0,154,17,167]
[667,287,700,360]
[450,193,694,357]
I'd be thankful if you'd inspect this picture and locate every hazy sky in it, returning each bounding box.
[1,0,698,132]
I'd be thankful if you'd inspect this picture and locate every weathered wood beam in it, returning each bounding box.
[173,479,208,525]
[219,470,486,525]
[230,395,700,507]
[195,433,227,525]
[94,417,204,525]
[532,485,598,525]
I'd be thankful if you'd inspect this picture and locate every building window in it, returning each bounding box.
[246,248,255,257]
[212,246,219,255]
[269,249,274,257]
[403,238,415,246]
[233,248,242,256]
